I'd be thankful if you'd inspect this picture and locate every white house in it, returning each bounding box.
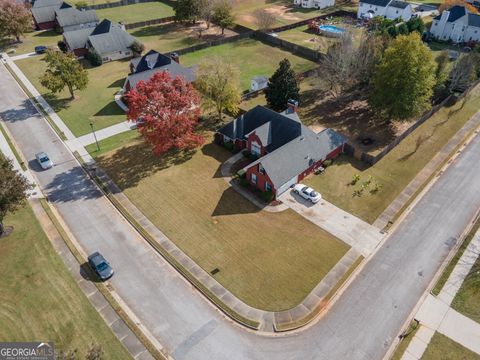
[430,5,480,43]
[357,0,413,21]
[294,0,335,9]
[250,76,268,91]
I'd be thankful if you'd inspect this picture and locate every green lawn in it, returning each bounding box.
[15,56,128,137]
[96,134,349,311]
[86,129,140,158]
[0,205,131,358]
[305,84,480,224]
[451,249,480,324]
[180,38,317,90]
[1,31,61,56]
[421,332,480,360]
[96,2,174,24]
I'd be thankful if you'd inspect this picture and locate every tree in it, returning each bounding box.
[174,0,201,23]
[126,71,204,155]
[433,50,450,97]
[438,0,477,13]
[406,16,425,35]
[448,53,478,93]
[265,58,300,111]
[370,33,436,119]
[129,40,145,57]
[0,0,32,43]
[212,0,235,35]
[195,57,241,121]
[198,0,216,29]
[85,49,102,66]
[253,9,276,30]
[0,154,31,235]
[40,50,88,99]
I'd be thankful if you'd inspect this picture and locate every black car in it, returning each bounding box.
[34,45,48,54]
[88,252,114,281]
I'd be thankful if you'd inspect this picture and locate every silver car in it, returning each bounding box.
[292,183,322,203]
[35,152,53,169]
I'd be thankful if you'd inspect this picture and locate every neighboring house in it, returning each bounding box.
[215,104,347,198]
[293,0,335,9]
[357,0,413,21]
[63,19,135,61]
[31,0,68,30]
[250,76,268,91]
[430,5,480,43]
[55,7,98,32]
[123,49,197,92]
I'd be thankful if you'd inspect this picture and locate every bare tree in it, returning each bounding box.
[198,0,216,29]
[253,8,276,30]
[449,53,477,93]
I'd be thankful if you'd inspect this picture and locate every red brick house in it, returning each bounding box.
[31,0,69,30]
[216,105,347,198]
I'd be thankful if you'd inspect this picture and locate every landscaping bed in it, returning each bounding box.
[0,205,130,358]
[95,133,350,311]
[180,38,318,90]
[15,56,128,137]
[96,2,174,24]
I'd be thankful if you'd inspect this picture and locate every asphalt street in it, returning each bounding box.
[1,63,480,360]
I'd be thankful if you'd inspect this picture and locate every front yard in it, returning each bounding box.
[421,332,480,360]
[0,205,130,358]
[451,252,480,324]
[305,84,480,224]
[96,2,174,24]
[1,31,61,56]
[15,56,127,137]
[180,38,318,90]
[95,133,350,311]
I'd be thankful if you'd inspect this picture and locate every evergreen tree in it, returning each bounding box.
[265,59,300,112]
[174,0,200,23]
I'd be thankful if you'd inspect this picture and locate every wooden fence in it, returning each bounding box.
[125,16,174,29]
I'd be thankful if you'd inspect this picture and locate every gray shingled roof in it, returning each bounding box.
[87,20,135,55]
[63,27,93,49]
[246,128,347,190]
[55,7,98,27]
[468,12,480,27]
[389,0,409,9]
[360,0,391,7]
[124,61,197,90]
[32,0,63,8]
[32,0,69,24]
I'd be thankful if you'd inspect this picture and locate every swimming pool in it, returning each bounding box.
[318,25,345,34]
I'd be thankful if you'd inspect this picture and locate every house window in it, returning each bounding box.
[259,164,265,175]
[475,30,478,33]
[396,10,399,13]
[251,143,261,156]
[265,182,272,191]
[251,173,257,185]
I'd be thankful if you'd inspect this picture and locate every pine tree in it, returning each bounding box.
[265,59,300,112]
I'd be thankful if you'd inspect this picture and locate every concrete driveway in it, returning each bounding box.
[279,190,385,257]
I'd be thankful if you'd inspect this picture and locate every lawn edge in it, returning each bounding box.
[0,120,27,170]
[38,198,168,360]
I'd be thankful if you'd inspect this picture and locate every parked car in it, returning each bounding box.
[34,46,48,54]
[88,252,114,281]
[35,152,53,169]
[292,184,322,203]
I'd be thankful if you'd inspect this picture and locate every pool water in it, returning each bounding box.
[318,25,345,34]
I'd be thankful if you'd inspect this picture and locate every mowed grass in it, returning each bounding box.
[278,25,339,51]
[0,205,131,358]
[180,38,317,90]
[86,129,140,158]
[421,332,480,360]
[96,2,174,24]
[1,31,61,56]
[96,135,349,311]
[451,252,480,324]
[15,56,128,136]
[305,84,480,224]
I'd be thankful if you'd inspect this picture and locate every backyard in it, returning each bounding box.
[421,333,480,360]
[96,2,174,24]
[95,134,350,311]
[0,205,130,358]
[15,56,128,137]
[180,38,318,90]
[129,21,237,54]
[305,84,480,224]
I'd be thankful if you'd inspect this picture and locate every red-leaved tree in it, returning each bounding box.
[126,71,204,155]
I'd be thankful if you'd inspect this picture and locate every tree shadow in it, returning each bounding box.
[94,101,125,117]
[211,187,261,217]
[43,93,71,112]
[97,141,195,190]
[43,166,103,203]
[0,98,39,122]
[108,78,126,88]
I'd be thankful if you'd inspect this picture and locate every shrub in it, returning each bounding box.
[75,0,88,9]
[323,159,333,167]
[242,149,250,158]
[224,141,234,152]
[239,177,249,187]
[370,182,383,194]
[261,190,274,203]
[362,175,373,187]
[350,174,360,186]
[352,189,363,197]
[57,40,67,53]
[86,50,102,66]
[129,40,145,57]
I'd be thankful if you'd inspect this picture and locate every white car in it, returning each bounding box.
[35,152,53,170]
[292,184,322,203]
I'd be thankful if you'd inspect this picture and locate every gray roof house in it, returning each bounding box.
[123,50,196,91]
[31,0,69,29]
[87,19,136,62]
[55,7,99,32]
[216,104,347,198]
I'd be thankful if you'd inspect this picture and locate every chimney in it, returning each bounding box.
[170,52,180,64]
[286,99,299,114]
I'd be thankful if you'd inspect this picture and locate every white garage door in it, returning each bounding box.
[276,176,298,197]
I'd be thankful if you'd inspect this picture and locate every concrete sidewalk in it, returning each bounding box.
[9,52,38,61]
[279,191,385,257]
[76,120,133,146]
